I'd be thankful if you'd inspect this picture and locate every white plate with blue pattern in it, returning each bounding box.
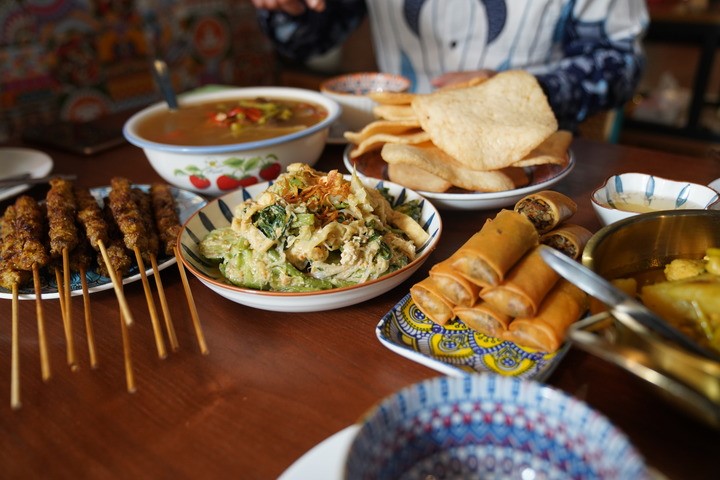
[178,177,442,312]
[591,172,720,226]
[0,185,206,300]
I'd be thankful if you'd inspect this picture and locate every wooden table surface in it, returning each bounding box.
[0,132,718,480]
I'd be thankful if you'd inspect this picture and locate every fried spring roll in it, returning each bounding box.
[503,280,588,352]
[540,224,593,260]
[480,246,560,318]
[454,302,512,339]
[515,190,577,234]
[451,210,538,287]
[410,276,455,325]
[428,257,480,307]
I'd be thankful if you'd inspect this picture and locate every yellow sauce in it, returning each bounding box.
[612,193,701,213]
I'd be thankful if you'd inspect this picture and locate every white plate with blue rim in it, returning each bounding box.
[0,185,206,300]
[177,176,442,312]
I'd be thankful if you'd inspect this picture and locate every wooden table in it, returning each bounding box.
[1,132,719,480]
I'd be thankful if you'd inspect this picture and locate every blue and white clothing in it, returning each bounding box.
[256,0,648,130]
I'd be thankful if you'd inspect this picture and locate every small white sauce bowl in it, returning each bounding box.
[123,87,340,197]
[591,172,720,226]
[320,72,410,132]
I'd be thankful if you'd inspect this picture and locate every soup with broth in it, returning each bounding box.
[136,97,328,146]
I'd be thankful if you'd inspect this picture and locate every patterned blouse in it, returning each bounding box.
[256,0,648,131]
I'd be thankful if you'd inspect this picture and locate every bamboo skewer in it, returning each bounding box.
[34,265,51,381]
[62,248,76,368]
[55,268,66,318]
[118,282,135,393]
[11,283,21,410]
[150,255,178,351]
[80,268,98,368]
[97,240,134,327]
[133,246,166,359]
[175,246,208,355]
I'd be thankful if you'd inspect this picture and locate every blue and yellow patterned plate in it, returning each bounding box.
[376,293,569,380]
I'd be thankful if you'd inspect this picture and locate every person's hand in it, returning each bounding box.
[250,0,325,15]
[431,70,495,89]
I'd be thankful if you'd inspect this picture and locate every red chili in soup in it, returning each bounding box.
[136,97,328,146]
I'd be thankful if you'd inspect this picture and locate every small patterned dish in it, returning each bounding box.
[178,178,441,312]
[321,72,411,136]
[591,172,719,226]
[376,294,568,380]
[344,374,648,480]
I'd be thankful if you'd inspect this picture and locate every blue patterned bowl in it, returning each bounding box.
[591,172,719,226]
[344,375,647,480]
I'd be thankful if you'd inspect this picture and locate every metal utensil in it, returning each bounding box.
[570,312,720,429]
[151,59,178,110]
[539,245,720,360]
[0,173,76,189]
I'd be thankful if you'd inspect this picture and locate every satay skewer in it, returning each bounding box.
[151,183,207,354]
[12,196,52,381]
[134,188,178,351]
[109,177,166,358]
[75,186,135,327]
[46,178,79,368]
[1,207,28,406]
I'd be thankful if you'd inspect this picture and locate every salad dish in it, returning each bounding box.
[179,164,441,312]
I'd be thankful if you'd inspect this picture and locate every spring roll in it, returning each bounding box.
[454,302,512,339]
[540,224,593,260]
[480,245,560,318]
[514,190,577,234]
[503,280,588,352]
[410,276,456,325]
[451,210,538,287]
[429,255,481,307]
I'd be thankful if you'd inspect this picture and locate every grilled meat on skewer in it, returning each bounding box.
[131,188,159,263]
[74,186,109,251]
[108,177,148,254]
[0,206,31,289]
[46,178,79,257]
[12,196,50,271]
[97,199,132,278]
[150,183,182,256]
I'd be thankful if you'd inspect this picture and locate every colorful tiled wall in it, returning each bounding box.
[0,0,275,139]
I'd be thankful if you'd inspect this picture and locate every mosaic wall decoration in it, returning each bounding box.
[0,0,275,140]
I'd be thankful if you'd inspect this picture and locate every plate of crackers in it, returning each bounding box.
[342,70,575,210]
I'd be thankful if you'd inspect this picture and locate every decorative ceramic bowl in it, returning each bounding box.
[320,72,410,132]
[177,177,441,312]
[123,87,340,197]
[344,374,647,480]
[591,172,719,226]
